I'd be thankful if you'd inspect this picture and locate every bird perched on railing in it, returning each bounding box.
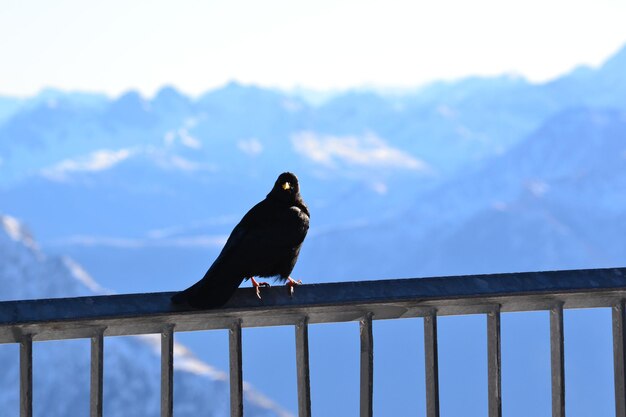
[171,172,310,309]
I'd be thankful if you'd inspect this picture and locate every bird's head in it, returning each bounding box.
[270,172,301,200]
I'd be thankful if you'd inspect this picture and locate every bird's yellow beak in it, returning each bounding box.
[282,182,291,190]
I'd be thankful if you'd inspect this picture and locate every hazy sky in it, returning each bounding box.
[1,0,626,97]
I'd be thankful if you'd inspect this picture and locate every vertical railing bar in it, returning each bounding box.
[161,325,175,417]
[550,304,565,417]
[360,313,374,417]
[295,317,312,417]
[487,308,502,417]
[90,330,104,417]
[424,312,440,417]
[613,299,626,417]
[229,319,243,417]
[20,333,33,417]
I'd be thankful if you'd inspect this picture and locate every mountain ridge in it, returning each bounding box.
[0,43,624,417]
[0,214,292,417]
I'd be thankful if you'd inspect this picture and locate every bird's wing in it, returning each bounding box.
[208,200,274,268]
[171,201,275,304]
[212,201,304,272]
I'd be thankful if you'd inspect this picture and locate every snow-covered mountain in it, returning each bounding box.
[0,43,624,417]
[1,45,625,244]
[299,107,626,280]
[0,214,291,417]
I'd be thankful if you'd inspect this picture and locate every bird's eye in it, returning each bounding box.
[282,182,291,190]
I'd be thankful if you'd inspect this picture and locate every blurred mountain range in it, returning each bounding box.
[0,43,625,416]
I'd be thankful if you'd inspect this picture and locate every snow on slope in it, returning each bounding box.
[0,214,292,417]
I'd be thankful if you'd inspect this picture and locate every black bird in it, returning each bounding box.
[171,172,310,309]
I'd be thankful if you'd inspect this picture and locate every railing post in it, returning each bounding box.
[550,304,565,417]
[295,318,312,417]
[90,331,104,417]
[360,313,374,417]
[161,325,175,417]
[487,308,502,417]
[229,320,243,417]
[424,312,440,417]
[613,300,626,417]
[20,334,33,417]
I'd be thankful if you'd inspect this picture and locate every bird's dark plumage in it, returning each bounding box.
[171,172,310,308]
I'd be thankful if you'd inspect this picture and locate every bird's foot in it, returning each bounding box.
[250,277,271,299]
[286,277,302,297]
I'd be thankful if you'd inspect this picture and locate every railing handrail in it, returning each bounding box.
[1,267,625,344]
[3,266,626,417]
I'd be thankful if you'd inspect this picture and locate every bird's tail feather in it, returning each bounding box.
[170,290,189,305]
[171,274,244,309]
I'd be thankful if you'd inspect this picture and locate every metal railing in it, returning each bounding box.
[1,267,626,417]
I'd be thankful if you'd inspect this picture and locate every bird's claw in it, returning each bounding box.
[251,278,271,300]
[256,282,270,299]
[286,277,302,297]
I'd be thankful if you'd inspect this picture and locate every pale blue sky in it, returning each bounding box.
[1,0,625,97]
